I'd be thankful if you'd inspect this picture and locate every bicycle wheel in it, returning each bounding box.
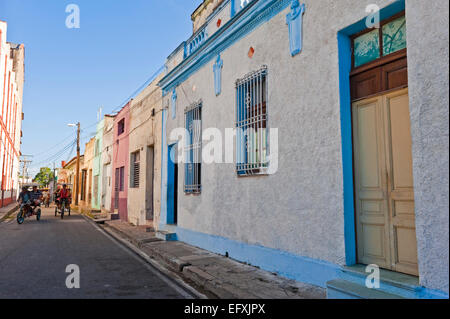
[37,209,41,221]
[17,209,25,224]
[61,202,65,219]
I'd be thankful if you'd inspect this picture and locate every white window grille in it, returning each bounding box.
[235,66,268,176]
[184,101,202,194]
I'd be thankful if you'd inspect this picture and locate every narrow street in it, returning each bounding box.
[0,207,196,299]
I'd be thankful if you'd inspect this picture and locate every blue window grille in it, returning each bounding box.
[184,101,202,194]
[235,66,268,176]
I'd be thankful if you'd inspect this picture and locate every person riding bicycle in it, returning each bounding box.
[18,186,32,216]
[30,186,43,213]
[54,186,61,206]
[58,184,71,209]
[18,186,31,204]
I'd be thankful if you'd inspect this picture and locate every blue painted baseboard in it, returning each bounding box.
[176,227,341,288]
[175,227,449,298]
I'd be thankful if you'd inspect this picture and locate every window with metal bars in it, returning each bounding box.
[130,151,140,188]
[184,101,202,194]
[235,66,268,176]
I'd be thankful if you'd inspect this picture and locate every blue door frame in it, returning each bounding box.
[167,143,177,225]
[337,0,405,266]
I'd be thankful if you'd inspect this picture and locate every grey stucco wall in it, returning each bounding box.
[162,0,448,292]
[406,0,449,293]
[164,0,397,266]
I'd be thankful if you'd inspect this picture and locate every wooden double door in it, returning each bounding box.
[352,88,418,276]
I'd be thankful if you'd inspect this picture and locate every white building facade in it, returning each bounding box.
[158,0,449,298]
[0,20,24,208]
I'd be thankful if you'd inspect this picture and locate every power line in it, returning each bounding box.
[65,139,77,163]
[30,139,77,169]
[109,65,165,115]
[31,131,77,158]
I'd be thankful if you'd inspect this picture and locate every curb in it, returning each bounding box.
[102,222,162,248]
[0,204,19,223]
[80,214,208,299]
[99,222,255,299]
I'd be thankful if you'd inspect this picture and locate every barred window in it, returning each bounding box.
[184,101,202,194]
[235,66,268,176]
[130,151,140,188]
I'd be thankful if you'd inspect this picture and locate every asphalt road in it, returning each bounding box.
[0,207,194,299]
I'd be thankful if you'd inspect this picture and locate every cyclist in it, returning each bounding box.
[58,184,71,211]
[18,186,31,204]
[30,185,43,213]
[18,186,33,216]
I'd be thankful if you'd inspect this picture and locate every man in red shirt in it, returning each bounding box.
[58,184,71,208]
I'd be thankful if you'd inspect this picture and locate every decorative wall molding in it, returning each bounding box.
[159,0,292,95]
[286,0,305,57]
[171,88,177,119]
[213,54,223,96]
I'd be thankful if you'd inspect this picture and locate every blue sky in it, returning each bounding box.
[0,0,201,176]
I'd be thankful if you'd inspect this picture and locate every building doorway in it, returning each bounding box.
[167,144,178,225]
[349,12,418,276]
[352,89,418,276]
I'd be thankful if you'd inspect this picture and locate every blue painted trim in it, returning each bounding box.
[171,88,177,119]
[339,0,405,37]
[176,227,341,288]
[286,0,305,57]
[414,288,449,300]
[176,226,449,298]
[213,54,223,96]
[167,143,177,225]
[337,32,356,266]
[338,268,449,299]
[337,0,406,266]
[159,0,292,96]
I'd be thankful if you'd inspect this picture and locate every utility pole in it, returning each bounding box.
[75,122,80,206]
[20,155,33,186]
[53,162,56,202]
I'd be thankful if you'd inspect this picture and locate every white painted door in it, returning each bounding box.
[352,88,418,276]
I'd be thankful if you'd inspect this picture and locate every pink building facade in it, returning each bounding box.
[111,102,130,220]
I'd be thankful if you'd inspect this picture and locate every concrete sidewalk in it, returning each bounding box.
[0,203,19,222]
[101,220,325,299]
